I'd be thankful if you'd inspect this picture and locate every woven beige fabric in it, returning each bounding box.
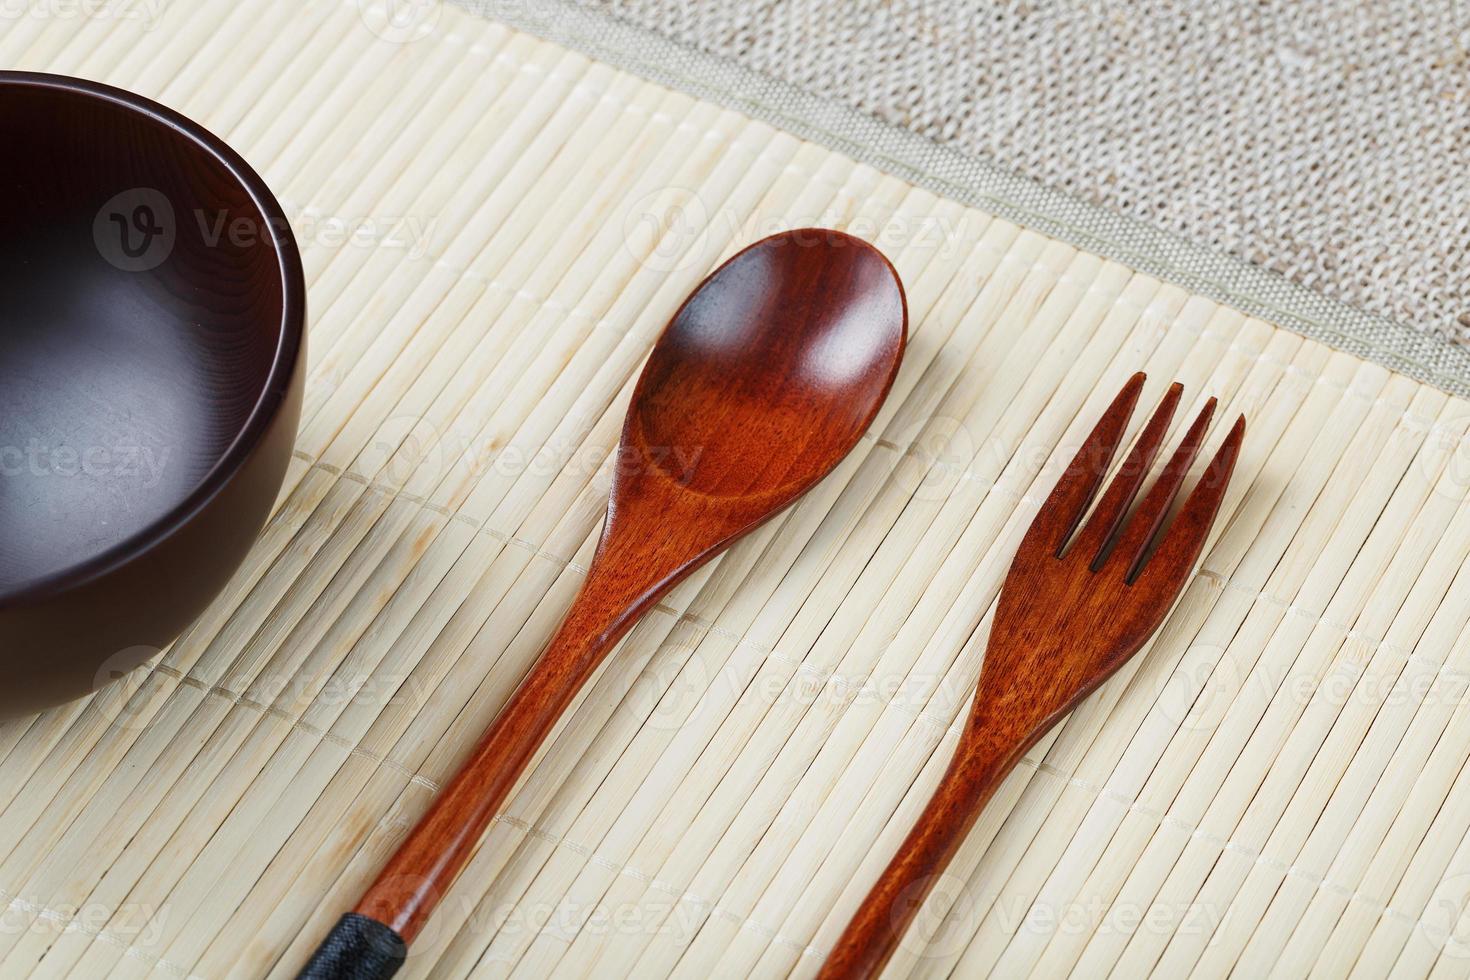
[561,0,1470,344]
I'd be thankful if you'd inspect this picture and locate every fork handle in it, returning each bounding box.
[817,733,1020,980]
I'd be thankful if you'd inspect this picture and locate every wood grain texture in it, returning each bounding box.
[819,373,1244,978]
[343,229,907,946]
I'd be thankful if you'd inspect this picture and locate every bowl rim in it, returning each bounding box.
[0,71,307,607]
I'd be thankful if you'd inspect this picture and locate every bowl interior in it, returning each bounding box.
[0,81,287,593]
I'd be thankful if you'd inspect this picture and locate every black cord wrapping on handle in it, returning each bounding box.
[297,913,407,980]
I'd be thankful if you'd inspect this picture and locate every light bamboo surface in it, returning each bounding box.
[6,2,1470,978]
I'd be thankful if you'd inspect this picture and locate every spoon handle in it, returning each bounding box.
[299,557,649,979]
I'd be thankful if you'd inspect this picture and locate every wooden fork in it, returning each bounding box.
[818,372,1244,978]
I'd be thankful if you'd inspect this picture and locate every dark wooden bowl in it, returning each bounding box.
[0,73,306,715]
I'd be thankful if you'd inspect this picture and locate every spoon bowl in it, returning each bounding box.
[630,229,905,502]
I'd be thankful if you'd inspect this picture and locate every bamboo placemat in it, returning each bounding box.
[6,2,1470,978]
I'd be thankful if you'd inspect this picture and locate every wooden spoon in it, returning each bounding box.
[299,229,907,978]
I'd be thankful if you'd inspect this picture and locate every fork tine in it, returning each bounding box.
[1109,395,1216,577]
[1025,372,1145,558]
[1070,382,1182,568]
[1130,414,1245,588]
